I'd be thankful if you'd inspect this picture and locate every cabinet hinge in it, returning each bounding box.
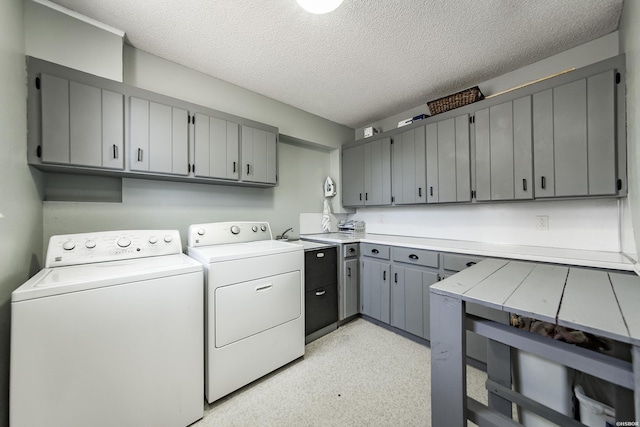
[391,196,395,203]
[187,114,191,124]
[36,145,42,158]
[35,77,41,90]
[471,190,476,199]
[469,116,475,124]
[617,179,622,191]
[192,116,195,125]
[192,164,195,173]
[616,72,621,84]
[188,164,191,173]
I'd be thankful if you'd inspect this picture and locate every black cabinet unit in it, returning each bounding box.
[304,247,338,340]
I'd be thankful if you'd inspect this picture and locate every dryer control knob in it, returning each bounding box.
[163,235,173,243]
[149,236,158,244]
[252,226,258,232]
[230,225,240,235]
[62,241,76,251]
[85,240,97,249]
[197,228,205,236]
[116,237,131,248]
[260,224,267,232]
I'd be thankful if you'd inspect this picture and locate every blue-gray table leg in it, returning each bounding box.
[487,312,512,418]
[431,292,466,427]
[634,345,640,424]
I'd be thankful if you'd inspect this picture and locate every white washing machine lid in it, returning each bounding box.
[12,254,202,302]
[187,240,302,263]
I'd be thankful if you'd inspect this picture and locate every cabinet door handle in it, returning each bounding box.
[349,248,355,253]
[347,267,351,277]
[371,249,379,254]
[522,178,527,192]
[430,186,433,197]
[409,254,419,260]
[247,164,250,175]
[137,148,143,162]
[394,273,398,283]
[383,271,386,281]
[418,187,422,197]
[316,252,325,258]
[541,176,546,189]
[233,161,236,173]
[315,289,326,297]
[359,193,362,201]
[365,193,368,201]
[113,144,118,159]
[466,261,477,267]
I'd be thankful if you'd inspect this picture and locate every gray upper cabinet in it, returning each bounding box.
[342,138,391,207]
[426,114,471,203]
[40,74,124,170]
[241,125,277,185]
[392,127,426,204]
[130,97,189,176]
[342,144,365,206]
[475,96,533,201]
[533,70,618,198]
[364,137,392,205]
[194,114,239,180]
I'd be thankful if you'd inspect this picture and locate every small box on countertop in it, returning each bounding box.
[364,126,379,138]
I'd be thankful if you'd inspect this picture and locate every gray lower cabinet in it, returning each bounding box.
[130,97,189,175]
[360,243,391,323]
[392,127,426,204]
[533,70,618,198]
[194,114,239,180]
[425,114,471,203]
[343,255,360,319]
[391,264,439,339]
[475,95,533,201]
[241,125,277,184]
[40,74,124,170]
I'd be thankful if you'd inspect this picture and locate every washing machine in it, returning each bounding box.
[10,230,204,427]
[186,221,304,403]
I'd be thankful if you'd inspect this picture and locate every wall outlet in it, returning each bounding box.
[536,215,549,230]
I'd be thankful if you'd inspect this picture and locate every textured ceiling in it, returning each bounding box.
[48,0,623,129]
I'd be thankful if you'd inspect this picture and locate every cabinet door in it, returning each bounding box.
[41,75,124,170]
[426,114,470,203]
[41,74,70,164]
[364,137,391,205]
[390,266,405,329]
[130,97,150,171]
[534,74,617,198]
[475,97,532,201]
[404,268,426,338]
[421,270,440,341]
[101,90,124,170]
[196,116,239,180]
[131,98,189,175]
[342,145,365,206]
[392,127,426,204]
[69,81,102,167]
[361,259,390,323]
[241,125,277,184]
[343,258,359,319]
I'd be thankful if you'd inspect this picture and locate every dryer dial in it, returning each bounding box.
[230,225,240,235]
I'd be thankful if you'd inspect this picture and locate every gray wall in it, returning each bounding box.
[620,0,640,266]
[0,1,44,426]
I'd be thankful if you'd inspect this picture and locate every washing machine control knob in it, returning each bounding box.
[260,224,267,232]
[116,237,131,248]
[85,240,97,249]
[230,225,240,235]
[163,235,173,243]
[197,228,205,236]
[252,226,258,232]
[148,236,158,244]
[62,241,76,251]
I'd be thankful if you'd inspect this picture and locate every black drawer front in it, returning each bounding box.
[305,247,337,290]
[305,285,338,336]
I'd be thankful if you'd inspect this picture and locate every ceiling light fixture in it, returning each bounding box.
[296,0,344,14]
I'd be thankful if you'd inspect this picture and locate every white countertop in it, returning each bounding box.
[300,232,637,271]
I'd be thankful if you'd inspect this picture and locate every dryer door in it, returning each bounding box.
[215,271,301,347]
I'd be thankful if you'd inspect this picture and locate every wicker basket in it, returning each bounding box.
[427,86,484,115]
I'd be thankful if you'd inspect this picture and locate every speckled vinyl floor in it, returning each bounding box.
[192,318,490,427]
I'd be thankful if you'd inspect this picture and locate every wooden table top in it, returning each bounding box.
[431,259,640,345]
